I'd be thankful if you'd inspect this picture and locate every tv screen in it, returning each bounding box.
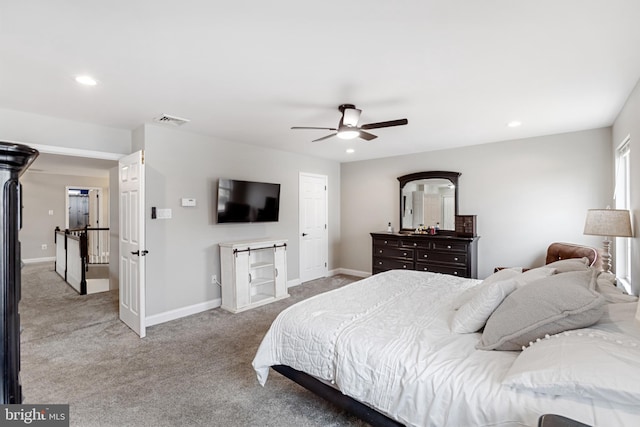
[217,179,281,223]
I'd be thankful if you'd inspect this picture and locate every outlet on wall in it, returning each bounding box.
[41,244,47,250]
[211,274,217,285]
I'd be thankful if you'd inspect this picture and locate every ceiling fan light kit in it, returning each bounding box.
[337,129,360,140]
[292,104,408,143]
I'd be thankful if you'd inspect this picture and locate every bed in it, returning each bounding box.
[252,243,640,427]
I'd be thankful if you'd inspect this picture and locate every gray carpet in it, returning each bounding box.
[20,263,368,427]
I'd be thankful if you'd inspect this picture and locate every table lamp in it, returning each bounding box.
[583,208,633,273]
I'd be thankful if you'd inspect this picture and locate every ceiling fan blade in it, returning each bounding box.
[358,130,377,141]
[312,133,337,142]
[342,108,362,127]
[360,118,408,130]
[291,126,337,131]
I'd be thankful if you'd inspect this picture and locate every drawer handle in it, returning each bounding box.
[403,265,407,269]
[403,252,407,256]
[423,254,428,258]
[379,249,383,253]
[454,271,458,275]
[423,267,428,271]
[413,243,417,247]
[447,245,452,249]
[454,257,458,261]
[384,240,388,244]
[378,261,383,265]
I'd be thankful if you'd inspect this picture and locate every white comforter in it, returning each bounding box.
[252,270,640,427]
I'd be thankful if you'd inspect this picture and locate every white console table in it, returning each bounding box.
[219,238,288,313]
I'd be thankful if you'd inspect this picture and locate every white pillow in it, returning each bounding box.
[451,278,518,333]
[502,329,640,406]
[452,268,521,310]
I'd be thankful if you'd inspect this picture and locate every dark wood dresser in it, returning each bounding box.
[371,232,479,279]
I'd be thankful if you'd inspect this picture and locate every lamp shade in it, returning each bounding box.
[583,209,633,237]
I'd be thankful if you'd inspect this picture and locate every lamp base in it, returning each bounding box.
[601,239,611,273]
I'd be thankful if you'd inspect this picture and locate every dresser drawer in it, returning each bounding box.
[399,239,430,249]
[373,257,414,271]
[374,247,414,259]
[372,237,399,247]
[415,262,467,277]
[432,241,468,252]
[417,250,467,265]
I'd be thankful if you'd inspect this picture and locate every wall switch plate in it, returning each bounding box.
[41,244,47,250]
[48,210,54,216]
[181,198,196,207]
[156,208,172,219]
[211,274,217,284]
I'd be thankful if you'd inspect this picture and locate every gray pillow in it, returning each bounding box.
[523,268,598,290]
[544,257,590,273]
[477,273,606,351]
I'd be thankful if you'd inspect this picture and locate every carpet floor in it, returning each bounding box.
[20,262,368,427]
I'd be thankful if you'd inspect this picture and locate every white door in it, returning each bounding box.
[119,151,146,337]
[299,173,328,283]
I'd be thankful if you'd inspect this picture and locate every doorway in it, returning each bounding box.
[66,186,103,229]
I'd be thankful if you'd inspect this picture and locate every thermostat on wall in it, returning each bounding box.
[181,198,196,207]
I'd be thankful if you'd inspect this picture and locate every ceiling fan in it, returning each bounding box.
[291,104,408,142]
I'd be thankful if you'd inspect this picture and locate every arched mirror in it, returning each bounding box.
[398,171,460,232]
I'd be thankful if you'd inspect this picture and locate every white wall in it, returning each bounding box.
[140,124,341,317]
[613,77,640,296]
[341,128,613,279]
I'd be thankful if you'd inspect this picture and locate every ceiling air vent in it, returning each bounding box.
[153,114,190,126]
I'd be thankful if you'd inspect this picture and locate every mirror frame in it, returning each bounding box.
[398,171,461,233]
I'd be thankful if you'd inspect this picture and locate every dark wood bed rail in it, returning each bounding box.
[272,365,404,427]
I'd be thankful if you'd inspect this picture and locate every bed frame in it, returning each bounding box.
[272,365,403,427]
[272,242,600,426]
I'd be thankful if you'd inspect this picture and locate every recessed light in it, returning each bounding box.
[507,120,522,128]
[75,75,98,86]
[346,148,355,154]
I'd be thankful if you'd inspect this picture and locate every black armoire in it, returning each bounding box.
[0,141,38,403]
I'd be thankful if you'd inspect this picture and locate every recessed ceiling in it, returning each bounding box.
[1,1,640,163]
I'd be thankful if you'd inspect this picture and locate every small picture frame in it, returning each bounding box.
[455,215,476,237]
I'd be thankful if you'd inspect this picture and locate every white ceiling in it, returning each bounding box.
[2,0,640,165]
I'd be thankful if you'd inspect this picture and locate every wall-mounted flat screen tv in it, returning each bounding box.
[217,179,281,223]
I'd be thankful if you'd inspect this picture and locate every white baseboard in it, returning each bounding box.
[22,257,56,264]
[146,298,222,327]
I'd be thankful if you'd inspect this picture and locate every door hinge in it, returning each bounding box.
[324,262,327,267]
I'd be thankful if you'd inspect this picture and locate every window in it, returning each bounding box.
[615,137,631,292]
